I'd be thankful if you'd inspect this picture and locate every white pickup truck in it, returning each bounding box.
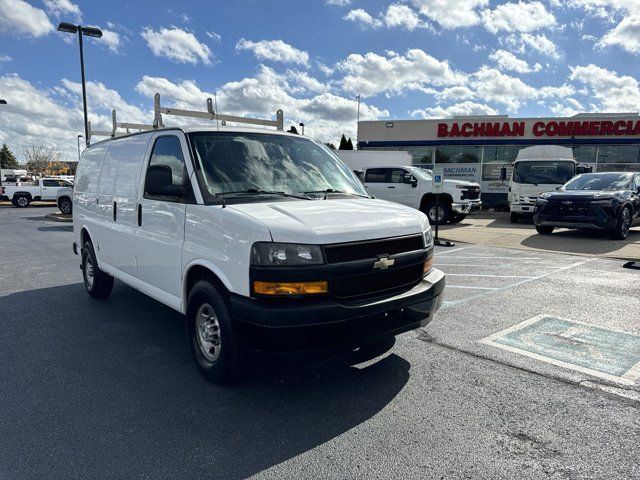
[361,165,481,224]
[0,177,73,207]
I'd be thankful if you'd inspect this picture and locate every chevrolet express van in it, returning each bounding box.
[73,127,445,384]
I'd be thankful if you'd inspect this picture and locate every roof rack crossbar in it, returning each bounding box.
[88,110,154,142]
[153,93,284,131]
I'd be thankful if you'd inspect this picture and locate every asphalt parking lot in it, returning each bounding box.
[1,206,639,480]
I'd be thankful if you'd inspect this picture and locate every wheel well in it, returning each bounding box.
[185,265,229,301]
[58,196,71,204]
[419,193,453,211]
[81,228,91,246]
[14,192,32,199]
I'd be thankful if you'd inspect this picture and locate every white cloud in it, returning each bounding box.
[411,101,499,118]
[481,1,556,33]
[339,49,464,97]
[344,4,428,30]
[597,15,640,53]
[383,4,425,31]
[206,30,221,42]
[343,9,383,28]
[520,33,560,58]
[235,38,309,66]
[435,86,476,101]
[43,0,81,20]
[489,49,541,73]
[569,64,640,111]
[0,0,54,37]
[410,0,489,29]
[285,70,331,94]
[469,67,537,109]
[94,29,121,53]
[326,0,351,5]
[141,27,212,65]
[0,54,12,62]
[549,98,584,116]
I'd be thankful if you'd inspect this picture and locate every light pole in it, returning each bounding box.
[57,22,102,147]
[299,122,305,135]
[77,134,83,161]
[356,94,361,150]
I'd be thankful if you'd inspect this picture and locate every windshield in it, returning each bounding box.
[188,132,368,200]
[513,161,575,185]
[410,167,432,180]
[563,173,632,191]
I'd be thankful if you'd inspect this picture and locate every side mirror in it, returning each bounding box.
[576,165,593,175]
[144,164,182,197]
[500,167,507,181]
[411,179,418,188]
[403,174,417,187]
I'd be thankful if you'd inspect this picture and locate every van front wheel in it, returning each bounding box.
[82,241,114,299]
[187,280,244,385]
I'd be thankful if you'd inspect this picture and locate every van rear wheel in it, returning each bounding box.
[187,280,244,385]
[82,241,114,299]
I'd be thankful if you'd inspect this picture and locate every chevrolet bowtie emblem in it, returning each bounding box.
[563,201,572,206]
[373,256,395,270]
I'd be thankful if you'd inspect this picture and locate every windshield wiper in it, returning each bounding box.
[303,189,370,199]
[215,188,310,201]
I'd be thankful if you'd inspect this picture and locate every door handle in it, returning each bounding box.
[387,186,396,189]
[113,201,117,221]
[137,204,142,227]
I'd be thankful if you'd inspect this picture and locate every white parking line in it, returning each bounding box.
[447,285,500,290]
[441,259,592,308]
[434,247,467,255]
[445,273,536,279]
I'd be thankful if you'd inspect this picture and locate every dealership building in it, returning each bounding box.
[357,113,640,206]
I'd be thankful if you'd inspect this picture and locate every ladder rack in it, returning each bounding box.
[88,109,154,142]
[87,93,285,144]
[153,93,284,131]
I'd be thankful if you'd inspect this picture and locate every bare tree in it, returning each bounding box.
[22,142,64,175]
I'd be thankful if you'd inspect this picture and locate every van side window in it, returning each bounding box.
[144,136,187,200]
[365,168,387,183]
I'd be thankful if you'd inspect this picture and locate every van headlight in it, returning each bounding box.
[251,242,324,266]
[423,227,433,248]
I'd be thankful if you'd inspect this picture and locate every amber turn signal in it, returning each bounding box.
[423,257,434,275]
[254,280,329,295]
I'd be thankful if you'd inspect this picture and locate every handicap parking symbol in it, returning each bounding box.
[434,175,442,183]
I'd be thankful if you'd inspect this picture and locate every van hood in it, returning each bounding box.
[230,198,428,244]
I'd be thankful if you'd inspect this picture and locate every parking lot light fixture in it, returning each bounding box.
[57,22,103,147]
[0,99,6,105]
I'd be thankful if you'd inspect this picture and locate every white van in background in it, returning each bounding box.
[73,127,445,385]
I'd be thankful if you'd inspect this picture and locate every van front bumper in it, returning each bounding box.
[229,268,445,354]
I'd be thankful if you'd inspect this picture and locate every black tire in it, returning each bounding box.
[450,214,466,224]
[14,195,30,208]
[424,201,451,225]
[536,225,554,235]
[610,207,632,240]
[58,197,72,215]
[186,280,244,385]
[510,212,519,223]
[81,241,114,299]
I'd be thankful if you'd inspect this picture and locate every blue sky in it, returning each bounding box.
[1,0,639,159]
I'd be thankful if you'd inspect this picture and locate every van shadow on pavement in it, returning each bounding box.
[0,282,409,479]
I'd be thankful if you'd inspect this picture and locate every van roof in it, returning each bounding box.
[88,125,300,147]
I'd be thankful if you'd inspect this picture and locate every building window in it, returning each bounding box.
[405,146,434,165]
[436,146,481,164]
[483,146,531,164]
[569,145,597,164]
[597,145,640,164]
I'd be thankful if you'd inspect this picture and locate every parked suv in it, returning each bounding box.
[362,165,481,224]
[534,172,640,240]
[73,127,445,384]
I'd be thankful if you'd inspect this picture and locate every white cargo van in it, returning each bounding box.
[73,127,445,384]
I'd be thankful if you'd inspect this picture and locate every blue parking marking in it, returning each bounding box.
[482,315,640,384]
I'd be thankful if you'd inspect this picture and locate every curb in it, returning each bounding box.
[44,213,72,223]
